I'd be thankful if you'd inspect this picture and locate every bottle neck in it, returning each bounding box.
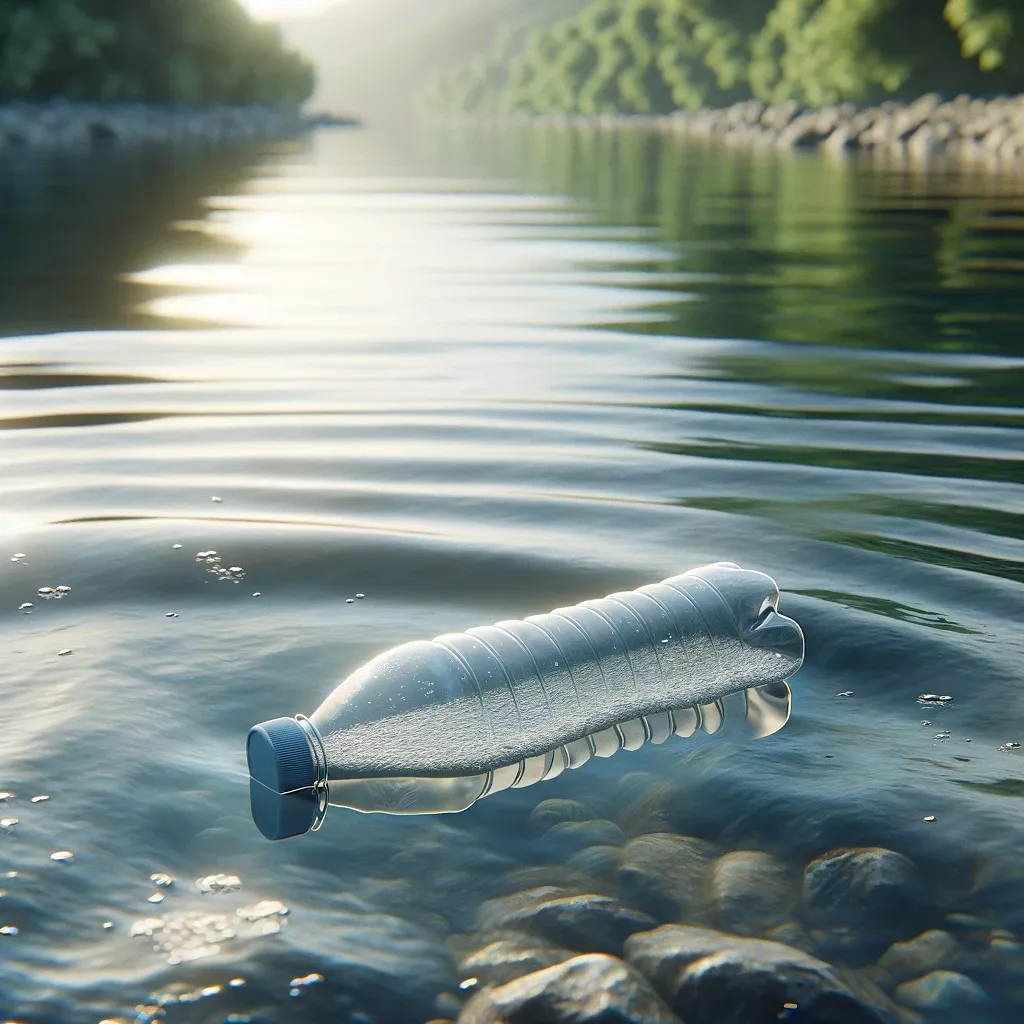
[295,715,329,831]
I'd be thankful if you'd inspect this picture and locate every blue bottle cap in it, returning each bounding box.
[246,717,318,840]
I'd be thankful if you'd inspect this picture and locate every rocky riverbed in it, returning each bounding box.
[0,102,358,151]
[430,786,1024,1023]
[464,94,1024,171]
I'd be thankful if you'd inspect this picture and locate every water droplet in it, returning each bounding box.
[252,592,261,597]
[200,985,222,998]
[999,742,1021,753]
[211,496,223,503]
[18,603,33,612]
[346,598,354,604]
[50,851,75,864]
[921,721,931,727]
[836,691,854,698]
[148,893,165,904]
[459,977,479,991]
[37,587,54,598]
[103,921,113,929]
[289,989,300,998]
[30,795,49,804]
[0,925,19,936]
[12,553,26,560]
[172,544,183,550]
[150,873,174,888]
[57,649,73,657]
[355,593,365,599]
[0,793,13,803]
[934,731,951,740]
[0,819,18,829]
[55,586,71,595]
[165,612,179,618]
[228,978,246,988]
[923,815,937,822]
[917,694,953,705]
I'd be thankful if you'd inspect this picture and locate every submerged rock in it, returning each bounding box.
[529,799,599,833]
[542,819,626,855]
[458,953,683,1024]
[625,924,904,1024]
[565,844,621,881]
[876,930,965,983]
[617,833,717,923]
[476,887,656,955]
[894,970,988,1012]
[709,850,796,936]
[458,939,575,988]
[803,848,922,936]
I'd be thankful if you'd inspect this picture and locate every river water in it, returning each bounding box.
[1,126,1023,1022]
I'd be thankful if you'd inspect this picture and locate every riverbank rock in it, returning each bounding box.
[617,833,717,923]
[803,848,923,937]
[894,970,988,1012]
[0,101,358,153]
[625,925,904,1024]
[458,953,683,1024]
[709,850,796,936]
[475,887,656,955]
[458,939,576,988]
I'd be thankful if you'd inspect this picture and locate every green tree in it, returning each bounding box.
[0,0,315,104]
[425,0,1024,115]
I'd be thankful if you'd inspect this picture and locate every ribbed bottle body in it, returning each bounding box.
[309,563,803,782]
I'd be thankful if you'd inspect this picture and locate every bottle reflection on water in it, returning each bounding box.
[246,563,804,840]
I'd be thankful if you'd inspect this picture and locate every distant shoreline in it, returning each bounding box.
[0,101,361,153]
[447,93,1024,171]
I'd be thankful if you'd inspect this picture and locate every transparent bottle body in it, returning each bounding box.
[307,563,803,816]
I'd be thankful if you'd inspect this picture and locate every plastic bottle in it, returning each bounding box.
[247,562,804,840]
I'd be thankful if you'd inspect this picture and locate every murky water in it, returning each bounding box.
[2,126,1023,1023]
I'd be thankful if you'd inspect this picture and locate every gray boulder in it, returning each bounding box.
[709,850,796,936]
[625,925,904,1024]
[542,819,626,855]
[458,953,683,1024]
[894,970,988,1012]
[476,887,656,956]
[803,848,923,937]
[617,833,717,923]
[458,939,576,988]
[876,930,965,984]
[529,798,599,833]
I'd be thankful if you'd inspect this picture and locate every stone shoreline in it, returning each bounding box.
[0,101,359,151]
[460,93,1024,171]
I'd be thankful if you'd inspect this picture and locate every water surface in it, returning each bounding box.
[2,126,1023,1022]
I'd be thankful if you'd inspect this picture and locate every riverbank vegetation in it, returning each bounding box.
[0,0,315,105]
[423,0,1024,115]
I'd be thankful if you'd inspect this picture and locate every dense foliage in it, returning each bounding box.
[0,0,315,104]
[424,0,1024,114]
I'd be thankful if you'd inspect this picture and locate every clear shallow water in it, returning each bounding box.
[1,126,1024,1022]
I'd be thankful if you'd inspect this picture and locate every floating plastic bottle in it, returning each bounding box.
[246,562,804,840]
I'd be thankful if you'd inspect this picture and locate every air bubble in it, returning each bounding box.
[18,603,33,613]
[150,873,174,888]
[172,544,183,550]
[148,893,165,904]
[355,593,365,599]
[0,925,19,936]
[0,818,18,830]
[211,496,223,503]
[30,795,49,804]
[50,851,75,864]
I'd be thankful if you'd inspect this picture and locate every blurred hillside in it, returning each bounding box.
[422,0,1024,115]
[282,0,588,120]
[0,0,314,104]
